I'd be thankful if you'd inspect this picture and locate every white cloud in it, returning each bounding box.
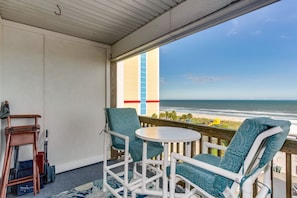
[251,30,262,36]
[184,74,228,83]
[227,19,240,36]
[160,77,168,85]
[280,34,290,40]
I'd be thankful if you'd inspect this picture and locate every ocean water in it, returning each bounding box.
[160,100,297,135]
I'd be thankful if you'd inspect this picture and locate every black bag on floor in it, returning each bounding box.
[11,160,44,196]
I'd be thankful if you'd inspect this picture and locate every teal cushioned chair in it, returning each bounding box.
[103,108,163,198]
[169,117,290,198]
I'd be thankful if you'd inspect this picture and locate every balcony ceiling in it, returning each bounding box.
[0,0,278,60]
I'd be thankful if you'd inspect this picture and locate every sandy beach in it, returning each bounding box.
[161,111,297,136]
[161,111,245,122]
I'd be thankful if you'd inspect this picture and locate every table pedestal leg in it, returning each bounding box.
[142,140,148,192]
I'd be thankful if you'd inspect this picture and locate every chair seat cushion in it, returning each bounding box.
[172,154,221,196]
[129,139,164,162]
[114,138,164,162]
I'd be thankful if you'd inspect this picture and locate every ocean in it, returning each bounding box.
[160,100,297,135]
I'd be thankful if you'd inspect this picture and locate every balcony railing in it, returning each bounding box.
[111,116,297,198]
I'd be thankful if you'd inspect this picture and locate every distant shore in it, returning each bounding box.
[160,111,245,122]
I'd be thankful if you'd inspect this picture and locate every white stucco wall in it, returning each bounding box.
[0,20,110,174]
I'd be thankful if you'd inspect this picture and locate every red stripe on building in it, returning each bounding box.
[146,100,160,103]
[124,100,160,103]
[124,100,140,103]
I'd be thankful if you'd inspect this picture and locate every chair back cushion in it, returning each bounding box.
[213,117,291,197]
[258,118,290,167]
[105,108,141,148]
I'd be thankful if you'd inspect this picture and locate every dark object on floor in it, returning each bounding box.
[11,160,44,196]
[43,165,56,184]
[41,129,56,184]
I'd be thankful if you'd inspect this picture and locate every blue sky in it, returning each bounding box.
[160,0,297,100]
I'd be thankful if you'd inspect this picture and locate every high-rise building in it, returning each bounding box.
[117,48,159,116]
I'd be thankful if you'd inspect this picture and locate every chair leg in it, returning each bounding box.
[33,141,40,195]
[122,138,130,198]
[35,133,40,193]
[169,157,177,198]
[103,133,108,192]
[133,162,137,180]
[0,144,13,197]
[241,177,253,198]
[156,155,160,190]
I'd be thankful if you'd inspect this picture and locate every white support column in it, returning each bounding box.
[116,61,124,107]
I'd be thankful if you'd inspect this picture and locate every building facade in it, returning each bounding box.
[117,48,159,116]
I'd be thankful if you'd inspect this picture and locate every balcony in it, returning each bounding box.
[109,116,297,198]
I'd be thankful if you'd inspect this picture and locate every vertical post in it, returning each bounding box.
[286,153,292,198]
[218,139,223,156]
[191,141,196,157]
[208,137,212,154]
[270,160,274,198]
[253,179,258,197]
[199,138,203,154]
[110,61,117,108]
[110,147,118,160]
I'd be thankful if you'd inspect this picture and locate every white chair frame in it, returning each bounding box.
[169,126,283,198]
[103,128,162,198]
[103,129,142,198]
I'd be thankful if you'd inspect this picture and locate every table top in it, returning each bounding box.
[135,126,201,143]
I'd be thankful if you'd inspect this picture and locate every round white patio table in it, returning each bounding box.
[134,126,201,198]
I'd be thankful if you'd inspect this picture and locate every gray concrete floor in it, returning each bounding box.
[6,162,103,198]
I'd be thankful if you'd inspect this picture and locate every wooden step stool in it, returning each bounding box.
[0,115,41,197]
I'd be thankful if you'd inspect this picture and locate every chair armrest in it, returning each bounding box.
[170,152,243,183]
[104,129,130,160]
[104,129,129,142]
[202,142,227,154]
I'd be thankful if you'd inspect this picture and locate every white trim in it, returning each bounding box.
[117,61,124,108]
[156,48,160,114]
[56,155,103,174]
[100,43,110,110]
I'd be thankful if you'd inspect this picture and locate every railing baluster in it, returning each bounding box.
[286,153,292,198]
[200,138,203,154]
[191,141,195,157]
[208,136,212,154]
[218,138,223,157]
